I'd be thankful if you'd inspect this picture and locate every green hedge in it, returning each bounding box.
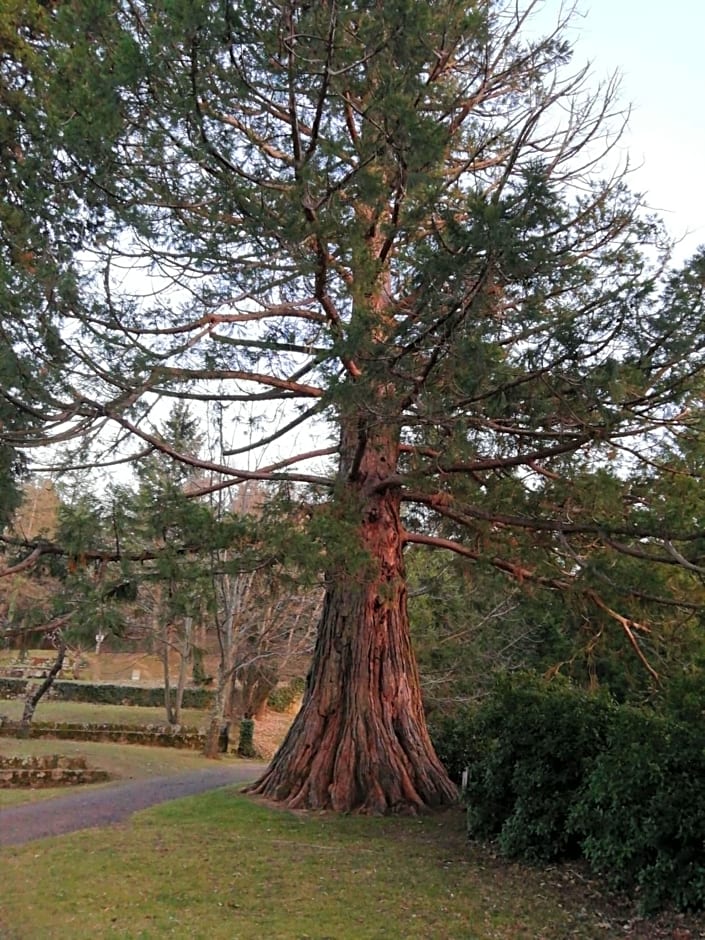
[427,707,480,784]
[463,677,613,863]
[237,717,256,757]
[572,708,705,913]
[431,675,705,913]
[0,677,213,709]
[267,677,306,713]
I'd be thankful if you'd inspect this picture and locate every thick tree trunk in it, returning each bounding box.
[248,424,458,814]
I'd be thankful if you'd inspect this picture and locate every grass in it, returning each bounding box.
[1,694,702,937]
[2,708,703,938]
[0,699,284,807]
[0,700,218,807]
[0,698,209,729]
[0,787,651,940]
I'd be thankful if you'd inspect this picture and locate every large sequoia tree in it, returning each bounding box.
[3,0,705,812]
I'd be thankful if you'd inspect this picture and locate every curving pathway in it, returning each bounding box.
[0,762,267,847]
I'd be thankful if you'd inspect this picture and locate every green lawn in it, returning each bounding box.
[0,698,209,729]
[0,699,216,806]
[1,697,702,936]
[0,699,277,807]
[0,788,653,940]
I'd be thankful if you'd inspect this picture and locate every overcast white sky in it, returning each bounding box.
[553,0,705,261]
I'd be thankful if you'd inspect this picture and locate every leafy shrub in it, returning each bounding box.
[463,675,613,861]
[267,677,306,713]
[572,708,705,913]
[0,677,213,709]
[441,674,705,912]
[428,706,480,783]
[657,668,705,725]
[237,717,256,757]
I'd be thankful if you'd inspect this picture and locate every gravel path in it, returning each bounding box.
[0,762,267,847]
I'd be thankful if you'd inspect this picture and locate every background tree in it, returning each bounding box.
[202,531,321,757]
[0,476,119,722]
[125,403,213,725]
[178,472,320,756]
[0,481,60,653]
[3,0,705,811]
[408,536,705,714]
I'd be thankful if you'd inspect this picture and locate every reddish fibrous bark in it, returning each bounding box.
[248,423,458,814]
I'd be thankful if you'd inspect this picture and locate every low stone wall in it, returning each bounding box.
[0,754,110,788]
[0,658,84,681]
[0,718,206,750]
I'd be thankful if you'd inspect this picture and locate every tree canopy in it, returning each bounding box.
[2,0,705,811]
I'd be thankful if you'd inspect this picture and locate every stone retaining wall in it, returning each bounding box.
[0,718,206,750]
[0,754,110,788]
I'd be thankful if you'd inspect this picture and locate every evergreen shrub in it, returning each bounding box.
[571,708,705,913]
[267,677,306,713]
[0,677,213,708]
[427,707,479,783]
[462,676,613,861]
[430,674,705,912]
[237,717,256,757]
